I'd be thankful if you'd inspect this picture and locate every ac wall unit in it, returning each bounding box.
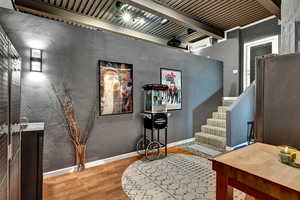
[188,37,213,52]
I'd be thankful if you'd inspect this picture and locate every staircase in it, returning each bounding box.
[195,97,238,149]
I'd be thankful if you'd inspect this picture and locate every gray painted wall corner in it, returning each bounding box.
[192,88,223,134]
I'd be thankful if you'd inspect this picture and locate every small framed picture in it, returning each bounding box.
[99,60,133,116]
[160,68,182,110]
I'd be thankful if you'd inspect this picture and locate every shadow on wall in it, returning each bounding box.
[192,88,223,134]
[229,82,238,97]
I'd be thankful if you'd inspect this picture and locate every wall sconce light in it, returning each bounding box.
[30,48,43,72]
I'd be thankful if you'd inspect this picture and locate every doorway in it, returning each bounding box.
[243,35,279,91]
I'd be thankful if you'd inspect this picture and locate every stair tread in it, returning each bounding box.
[195,132,226,148]
[202,125,226,131]
[208,118,226,122]
[207,118,226,128]
[213,112,226,115]
[194,97,236,149]
[195,132,226,139]
[223,97,238,100]
[212,112,226,119]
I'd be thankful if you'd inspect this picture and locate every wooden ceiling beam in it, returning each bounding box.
[121,0,224,39]
[255,0,281,19]
[15,0,169,46]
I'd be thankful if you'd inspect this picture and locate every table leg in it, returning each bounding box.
[216,172,233,200]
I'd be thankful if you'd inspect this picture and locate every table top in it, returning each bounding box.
[214,142,300,192]
[21,122,45,133]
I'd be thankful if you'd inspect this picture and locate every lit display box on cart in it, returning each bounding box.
[136,84,169,161]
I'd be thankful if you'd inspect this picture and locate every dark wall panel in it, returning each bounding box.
[256,53,300,148]
[0,8,223,172]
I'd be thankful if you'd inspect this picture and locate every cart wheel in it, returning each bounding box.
[136,137,151,155]
[146,141,161,161]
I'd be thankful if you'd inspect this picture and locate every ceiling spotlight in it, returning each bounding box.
[122,12,132,23]
[138,18,145,25]
[115,1,124,9]
[160,18,169,25]
[187,28,196,35]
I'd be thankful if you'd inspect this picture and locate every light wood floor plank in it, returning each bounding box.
[43,146,252,200]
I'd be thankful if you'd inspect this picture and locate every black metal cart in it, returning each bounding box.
[136,84,169,160]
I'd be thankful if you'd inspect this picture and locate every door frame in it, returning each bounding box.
[243,35,279,91]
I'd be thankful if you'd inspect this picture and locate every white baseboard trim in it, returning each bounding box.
[226,142,249,151]
[43,137,195,179]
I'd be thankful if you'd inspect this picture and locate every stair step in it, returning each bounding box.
[222,100,235,107]
[207,118,226,128]
[201,125,226,137]
[223,97,239,101]
[217,106,228,113]
[212,112,226,120]
[195,132,226,149]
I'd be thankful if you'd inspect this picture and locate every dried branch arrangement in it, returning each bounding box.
[53,83,96,172]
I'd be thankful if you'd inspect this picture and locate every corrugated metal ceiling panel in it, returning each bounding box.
[156,0,273,31]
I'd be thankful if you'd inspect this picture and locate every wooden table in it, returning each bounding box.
[213,143,300,200]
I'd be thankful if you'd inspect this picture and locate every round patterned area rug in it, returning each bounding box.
[122,153,245,200]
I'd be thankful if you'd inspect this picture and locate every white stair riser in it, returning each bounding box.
[222,100,235,107]
[212,112,226,120]
[201,126,226,137]
[207,119,226,128]
[195,133,226,149]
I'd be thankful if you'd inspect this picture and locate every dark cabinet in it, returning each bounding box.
[0,25,22,200]
[21,123,44,200]
[9,40,22,200]
[0,25,10,200]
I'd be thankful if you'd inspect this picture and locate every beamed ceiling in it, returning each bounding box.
[15,0,281,48]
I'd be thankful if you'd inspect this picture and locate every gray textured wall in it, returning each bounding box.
[239,18,281,93]
[0,8,223,172]
[281,0,300,54]
[193,18,280,96]
[226,83,255,147]
[193,88,223,133]
[195,30,240,97]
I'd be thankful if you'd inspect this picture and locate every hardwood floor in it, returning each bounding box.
[43,147,202,200]
[43,146,253,200]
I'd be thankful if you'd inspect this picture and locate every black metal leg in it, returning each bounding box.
[144,127,146,151]
[158,129,160,144]
[165,128,167,156]
[151,127,154,142]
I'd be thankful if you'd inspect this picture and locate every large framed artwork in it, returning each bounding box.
[160,68,182,110]
[99,60,133,116]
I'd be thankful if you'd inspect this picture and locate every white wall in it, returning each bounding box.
[0,0,13,9]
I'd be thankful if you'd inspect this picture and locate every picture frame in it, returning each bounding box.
[98,60,133,116]
[160,68,182,111]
